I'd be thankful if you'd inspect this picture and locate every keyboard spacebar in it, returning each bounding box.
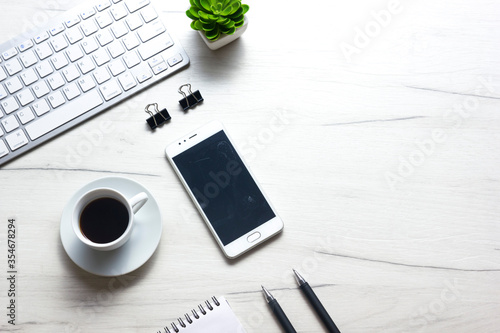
[26,90,104,140]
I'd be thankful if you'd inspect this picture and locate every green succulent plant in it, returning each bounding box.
[186,0,250,41]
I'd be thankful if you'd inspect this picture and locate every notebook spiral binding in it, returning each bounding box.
[159,296,221,333]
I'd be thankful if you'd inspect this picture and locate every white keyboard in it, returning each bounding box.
[0,0,189,166]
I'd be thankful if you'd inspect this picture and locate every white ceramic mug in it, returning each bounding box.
[72,187,148,251]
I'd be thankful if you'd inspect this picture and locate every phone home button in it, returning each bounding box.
[247,232,261,243]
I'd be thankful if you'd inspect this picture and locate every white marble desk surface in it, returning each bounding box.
[0,0,499,332]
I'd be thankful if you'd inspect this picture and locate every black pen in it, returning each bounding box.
[293,269,341,333]
[261,285,297,333]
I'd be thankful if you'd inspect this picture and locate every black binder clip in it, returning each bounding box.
[145,103,171,130]
[178,83,203,111]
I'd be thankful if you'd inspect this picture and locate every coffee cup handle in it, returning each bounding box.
[128,192,149,214]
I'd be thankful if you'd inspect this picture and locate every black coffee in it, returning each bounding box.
[80,197,129,244]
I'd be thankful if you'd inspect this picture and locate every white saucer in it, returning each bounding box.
[60,176,162,277]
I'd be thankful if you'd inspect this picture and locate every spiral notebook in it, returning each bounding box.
[158,296,247,333]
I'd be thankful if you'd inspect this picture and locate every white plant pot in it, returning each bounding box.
[198,16,248,50]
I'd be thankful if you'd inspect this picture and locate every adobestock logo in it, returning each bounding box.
[12,0,74,41]
[385,76,496,191]
[239,108,292,162]
[65,274,136,332]
[340,0,404,63]
[192,160,243,209]
[64,121,115,165]
[242,235,338,331]
[407,279,462,332]
[50,120,115,181]
[178,108,294,224]
[49,92,146,180]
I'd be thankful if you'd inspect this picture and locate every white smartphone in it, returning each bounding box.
[165,121,284,259]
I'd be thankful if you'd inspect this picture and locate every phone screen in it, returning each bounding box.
[172,130,276,245]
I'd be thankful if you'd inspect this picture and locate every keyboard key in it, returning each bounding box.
[0,67,6,81]
[82,37,99,54]
[51,52,69,69]
[16,89,35,106]
[18,40,34,52]
[96,0,111,12]
[1,96,19,114]
[93,49,110,66]
[20,50,38,67]
[141,6,157,23]
[32,81,50,98]
[34,31,49,44]
[108,60,126,76]
[48,91,66,108]
[62,65,80,81]
[20,68,38,86]
[62,82,81,100]
[66,27,84,44]
[96,29,114,46]
[77,57,96,74]
[118,72,136,91]
[93,67,111,83]
[17,108,35,124]
[1,115,19,132]
[5,129,28,151]
[50,34,68,52]
[35,42,53,60]
[167,53,183,67]
[137,20,165,42]
[111,21,128,38]
[151,61,167,74]
[108,40,125,58]
[35,61,54,78]
[99,80,122,101]
[47,72,66,90]
[0,85,8,100]
[81,8,96,20]
[5,77,23,94]
[137,34,173,60]
[123,51,140,68]
[49,24,65,36]
[110,4,128,20]
[5,59,23,75]
[135,64,151,83]
[2,47,17,60]
[66,46,84,62]
[65,16,81,28]
[32,99,50,116]
[81,20,99,36]
[126,13,143,30]
[96,12,113,28]
[26,90,103,140]
[0,140,8,158]
[148,55,163,67]
[125,0,150,13]
[2,114,16,133]
[77,76,96,92]
[122,34,140,50]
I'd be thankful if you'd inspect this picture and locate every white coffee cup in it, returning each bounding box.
[72,187,148,251]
